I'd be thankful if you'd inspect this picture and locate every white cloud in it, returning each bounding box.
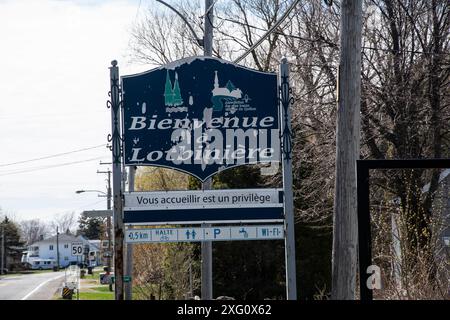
[0,0,147,222]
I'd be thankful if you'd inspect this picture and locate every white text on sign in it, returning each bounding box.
[124,188,282,211]
[125,225,284,243]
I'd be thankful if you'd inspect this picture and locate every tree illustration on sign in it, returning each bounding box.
[164,70,183,107]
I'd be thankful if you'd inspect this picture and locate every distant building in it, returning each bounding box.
[21,233,102,268]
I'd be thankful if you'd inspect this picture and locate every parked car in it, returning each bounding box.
[27,259,56,270]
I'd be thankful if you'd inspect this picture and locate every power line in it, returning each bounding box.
[0,110,105,120]
[216,15,450,56]
[0,156,107,177]
[199,0,219,19]
[360,45,450,56]
[234,0,302,63]
[216,15,324,43]
[0,144,106,168]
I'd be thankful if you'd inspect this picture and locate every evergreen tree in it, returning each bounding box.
[164,70,173,106]
[76,216,104,240]
[172,72,183,106]
[1,217,26,271]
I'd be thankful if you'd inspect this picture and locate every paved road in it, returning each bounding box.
[0,271,65,300]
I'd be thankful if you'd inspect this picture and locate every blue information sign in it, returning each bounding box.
[122,56,279,181]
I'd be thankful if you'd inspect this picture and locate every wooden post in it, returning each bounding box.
[201,0,214,300]
[124,166,136,300]
[331,0,363,300]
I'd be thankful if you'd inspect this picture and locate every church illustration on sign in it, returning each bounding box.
[164,70,186,112]
[211,71,243,111]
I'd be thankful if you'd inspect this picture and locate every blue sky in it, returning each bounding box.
[0,0,150,223]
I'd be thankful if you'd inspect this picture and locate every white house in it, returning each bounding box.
[22,233,102,268]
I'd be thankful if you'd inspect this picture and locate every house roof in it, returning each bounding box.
[31,233,87,245]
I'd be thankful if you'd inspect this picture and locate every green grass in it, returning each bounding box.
[78,291,114,300]
[79,268,108,283]
[90,285,113,293]
[53,285,153,300]
[78,286,114,300]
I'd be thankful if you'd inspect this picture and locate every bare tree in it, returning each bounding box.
[128,0,203,67]
[19,219,50,245]
[361,0,450,277]
[50,212,77,235]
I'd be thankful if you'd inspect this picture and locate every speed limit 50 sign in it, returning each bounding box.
[71,242,84,256]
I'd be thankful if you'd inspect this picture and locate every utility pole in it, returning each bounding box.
[109,60,125,300]
[56,227,60,269]
[201,0,214,301]
[98,169,113,274]
[203,0,214,57]
[331,0,362,300]
[1,225,4,275]
[125,166,136,300]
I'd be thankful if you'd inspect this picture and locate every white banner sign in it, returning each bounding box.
[125,225,284,243]
[124,188,282,211]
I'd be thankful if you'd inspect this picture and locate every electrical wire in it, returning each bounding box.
[216,15,327,44]
[217,15,450,56]
[234,0,302,63]
[155,0,203,46]
[0,156,107,177]
[0,110,105,120]
[199,0,220,19]
[0,144,106,168]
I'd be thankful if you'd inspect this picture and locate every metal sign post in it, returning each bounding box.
[108,60,124,300]
[124,166,135,300]
[279,58,297,300]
